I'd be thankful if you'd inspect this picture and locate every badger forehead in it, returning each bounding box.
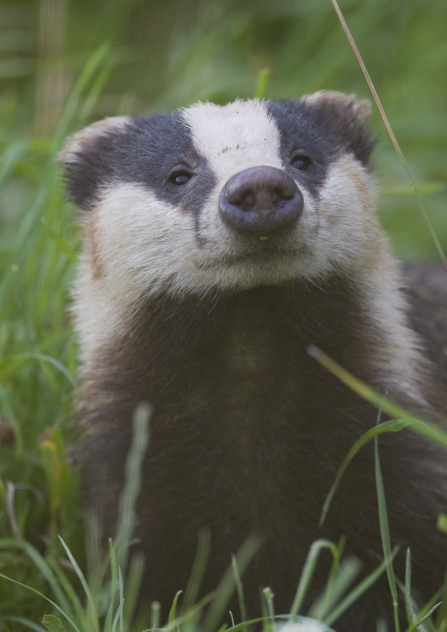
[181,100,281,162]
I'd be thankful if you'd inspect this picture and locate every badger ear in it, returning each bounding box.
[302,90,371,125]
[300,90,375,166]
[59,116,131,210]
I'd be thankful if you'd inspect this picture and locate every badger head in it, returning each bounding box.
[61,92,378,310]
[61,93,433,411]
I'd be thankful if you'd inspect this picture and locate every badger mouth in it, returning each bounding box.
[227,244,300,262]
[196,242,306,271]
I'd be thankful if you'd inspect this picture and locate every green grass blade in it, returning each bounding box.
[330,0,447,268]
[0,140,29,187]
[115,402,150,569]
[202,534,263,632]
[0,384,24,454]
[435,566,447,629]
[231,554,247,624]
[52,43,112,152]
[255,69,270,99]
[46,557,86,629]
[40,219,78,263]
[307,346,447,448]
[404,549,414,628]
[0,539,73,617]
[375,437,400,632]
[324,549,398,626]
[123,553,145,624]
[119,567,124,632]
[262,587,275,632]
[3,618,47,632]
[9,352,75,386]
[104,541,118,632]
[289,539,340,616]
[58,537,99,632]
[168,591,183,625]
[0,573,81,632]
[150,600,161,630]
[182,529,210,613]
[309,557,362,620]
[42,614,68,632]
[320,419,409,526]
[111,600,125,632]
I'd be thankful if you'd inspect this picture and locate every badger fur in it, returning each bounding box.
[61,92,447,631]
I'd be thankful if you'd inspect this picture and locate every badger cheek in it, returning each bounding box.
[83,212,104,280]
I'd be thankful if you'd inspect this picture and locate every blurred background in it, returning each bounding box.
[0,0,446,625]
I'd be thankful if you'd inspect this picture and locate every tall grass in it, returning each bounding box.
[0,0,446,630]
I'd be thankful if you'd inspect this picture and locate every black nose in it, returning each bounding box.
[219,166,303,233]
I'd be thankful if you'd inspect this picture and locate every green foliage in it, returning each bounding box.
[42,615,68,632]
[0,0,446,630]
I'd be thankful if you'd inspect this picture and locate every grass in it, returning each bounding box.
[0,0,447,630]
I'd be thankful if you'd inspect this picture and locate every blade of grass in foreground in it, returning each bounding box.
[324,549,398,627]
[306,345,447,524]
[202,533,263,632]
[182,530,211,613]
[3,616,47,632]
[331,0,447,269]
[436,574,447,630]
[58,537,100,632]
[0,538,73,616]
[232,553,247,624]
[307,345,447,447]
[114,402,150,569]
[375,437,400,632]
[42,614,68,632]
[309,557,362,621]
[0,573,81,632]
[289,539,340,616]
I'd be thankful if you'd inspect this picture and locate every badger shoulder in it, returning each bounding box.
[402,262,447,385]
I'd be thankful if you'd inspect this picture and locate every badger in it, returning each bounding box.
[60,92,447,631]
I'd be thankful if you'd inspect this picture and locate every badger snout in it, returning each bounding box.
[219,166,303,233]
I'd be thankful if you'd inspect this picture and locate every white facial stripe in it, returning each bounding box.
[313,155,380,275]
[90,183,198,300]
[74,182,200,365]
[182,100,283,185]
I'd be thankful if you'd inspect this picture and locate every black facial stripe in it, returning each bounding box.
[267,100,336,197]
[267,99,375,197]
[64,127,124,208]
[66,111,216,218]
[125,114,216,216]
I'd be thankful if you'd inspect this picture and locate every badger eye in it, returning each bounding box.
[169,169,192,186]
[291,154,312,171]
